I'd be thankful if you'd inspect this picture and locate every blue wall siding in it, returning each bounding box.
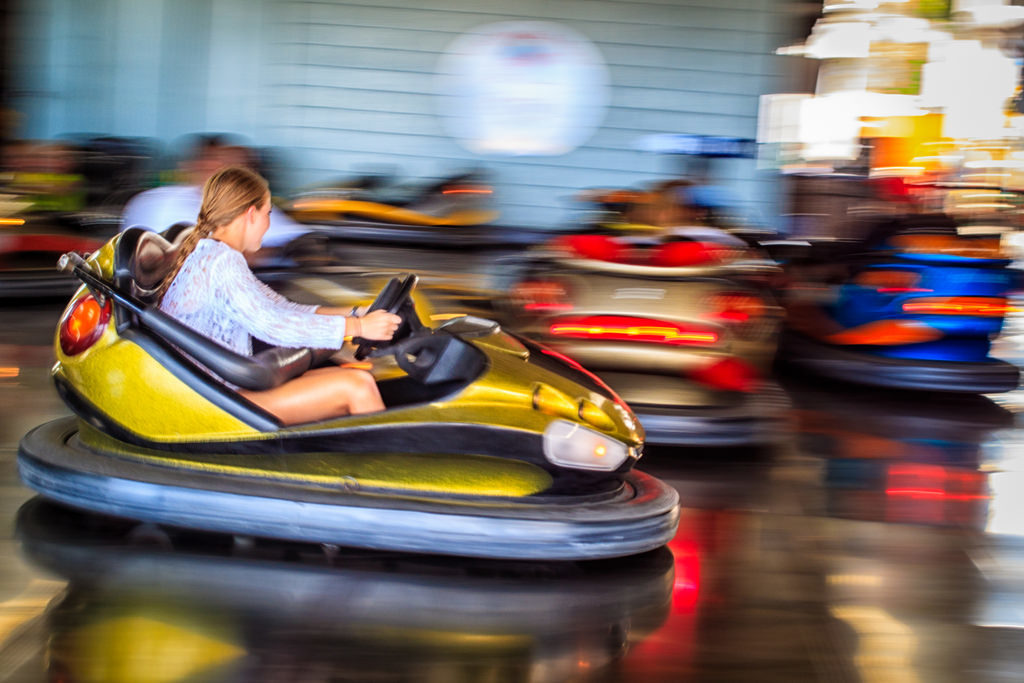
[11,0,792,229]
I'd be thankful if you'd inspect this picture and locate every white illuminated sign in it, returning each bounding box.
[436,22,609,156]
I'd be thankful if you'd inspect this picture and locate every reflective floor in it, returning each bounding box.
[2,302,1024,682]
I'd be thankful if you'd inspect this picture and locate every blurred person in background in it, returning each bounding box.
[2,139,85,213]
[623,179,699,228]
[630,178,748,246]
[121,133,308,249]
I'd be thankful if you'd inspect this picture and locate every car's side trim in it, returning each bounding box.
[18,419,679,561]
[780,331,1021,393]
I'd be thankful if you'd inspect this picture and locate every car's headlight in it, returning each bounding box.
[542,419,629,471]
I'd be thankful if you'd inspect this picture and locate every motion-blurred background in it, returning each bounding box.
[1,0,824,229]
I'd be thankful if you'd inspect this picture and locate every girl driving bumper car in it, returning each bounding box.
[18,172,679,561]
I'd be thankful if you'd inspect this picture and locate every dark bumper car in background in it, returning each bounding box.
[0,136,156,300]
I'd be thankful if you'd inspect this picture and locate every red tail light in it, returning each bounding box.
[591,189,646,205]
[689,357,759,392]
[441,185,492,195]
[510,280,572,313]
[902,296,1013,317]
[549,315,718,346]
[650,241,723,267]
[554,234,624,262]
[706,292,764,323]
[59,294,111,356]
[551,235,731,268]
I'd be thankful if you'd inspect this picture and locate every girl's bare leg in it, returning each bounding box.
[241,367,383,425]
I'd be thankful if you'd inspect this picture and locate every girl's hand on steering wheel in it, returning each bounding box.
[353,310,402,341]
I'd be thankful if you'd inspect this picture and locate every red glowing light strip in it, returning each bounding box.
[550,316,718,346]
[902,297,1013,316]
[885,487,989,501]
[524,302,574,312]
[441,187,492,195]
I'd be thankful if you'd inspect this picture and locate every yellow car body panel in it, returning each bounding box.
[56,328,261,441]
[78,423,553,497]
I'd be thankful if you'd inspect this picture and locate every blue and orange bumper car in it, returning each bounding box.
[776,214,1021,393]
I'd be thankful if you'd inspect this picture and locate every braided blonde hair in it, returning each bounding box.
[155,166,269,303]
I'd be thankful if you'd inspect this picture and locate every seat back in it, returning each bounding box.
[115,224,194,304]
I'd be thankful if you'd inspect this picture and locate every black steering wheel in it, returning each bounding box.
[353,273,422,360]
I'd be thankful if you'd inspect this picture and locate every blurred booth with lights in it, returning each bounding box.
[760,0,1024,240]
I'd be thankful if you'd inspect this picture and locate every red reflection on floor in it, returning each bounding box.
[616,510,725,680]
[885,463,989,525]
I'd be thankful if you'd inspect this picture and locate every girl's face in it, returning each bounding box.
[243,192,272,252]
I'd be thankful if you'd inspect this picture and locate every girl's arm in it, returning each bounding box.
[223,252,348,348]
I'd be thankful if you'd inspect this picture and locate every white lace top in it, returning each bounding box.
[160,238,346,355]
